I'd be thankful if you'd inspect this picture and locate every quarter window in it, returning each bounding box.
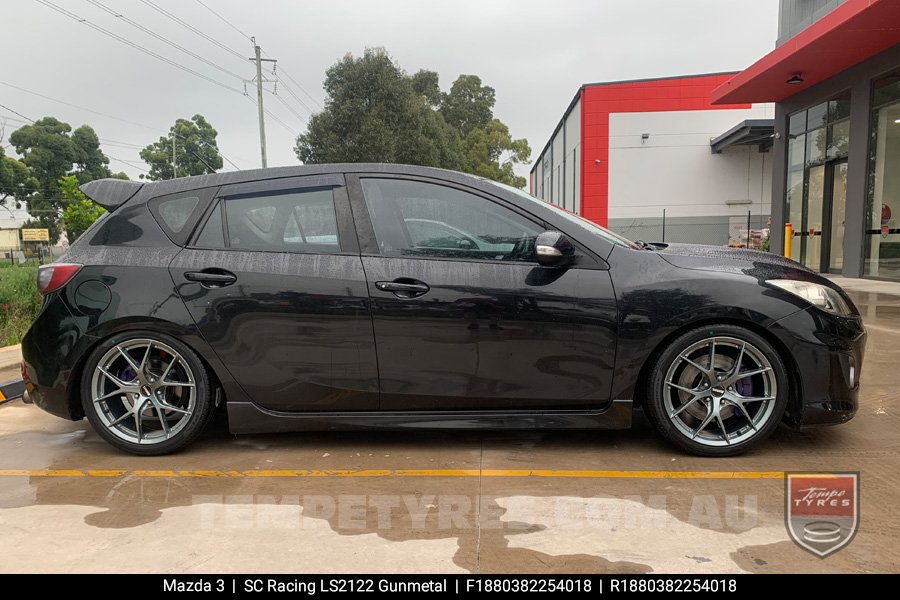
[157,195,199,233]
[224,188,341,252]
[360,179,543,262]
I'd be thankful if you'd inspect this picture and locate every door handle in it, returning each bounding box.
[184,268,237,288]
[375,279,430,298]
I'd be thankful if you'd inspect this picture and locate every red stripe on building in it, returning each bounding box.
[580,74,750,226]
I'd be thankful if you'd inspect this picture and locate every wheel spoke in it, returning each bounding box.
[726,398,758,431]
[732,394,775,403]
[106,411,132,429]
[134,401,147,442]
[116,345,142,373]
[669,395,703,419]
[94,387,133,404]
[159,356,179,383]
[150,398,171,438]
[735,366,771,379]
[156,399,191,415]
[98,366,135,388]
[666,381,700,395]
[707,339,716,371]
[679,354,709,373]
[138,342,153,374]
[715,413,730,445]
[731,342,746,376]
[691,409,715,440]
[159,380,195,388]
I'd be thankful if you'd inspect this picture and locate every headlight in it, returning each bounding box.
[767,279,852,315]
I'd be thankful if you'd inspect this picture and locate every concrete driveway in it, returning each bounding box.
[1,280,898,573]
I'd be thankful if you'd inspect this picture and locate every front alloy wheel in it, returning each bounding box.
[82,332,214,455]
[645,325,788,456]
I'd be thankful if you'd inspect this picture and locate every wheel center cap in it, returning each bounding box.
[710,386,726,397]
[140,384,152,397]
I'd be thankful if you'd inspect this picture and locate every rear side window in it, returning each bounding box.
[157,196,199,233]
[225,188,341,252]
[148,188,215,246]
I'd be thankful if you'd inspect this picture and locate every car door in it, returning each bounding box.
[169,174,379,412]
[347,174,617,411]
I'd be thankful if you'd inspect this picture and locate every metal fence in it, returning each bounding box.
[607,210,771,250]
[1,246,63,266]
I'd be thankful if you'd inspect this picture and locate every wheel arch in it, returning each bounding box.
[66,319,228,420]
[631,316,802,423]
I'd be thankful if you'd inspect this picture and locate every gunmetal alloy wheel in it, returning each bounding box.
[82,332,214,455]
[645,326,788,456]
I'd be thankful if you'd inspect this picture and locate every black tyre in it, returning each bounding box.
[644,324,788,457]
[81,331,215,455]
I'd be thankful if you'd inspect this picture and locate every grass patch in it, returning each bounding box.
[0,266,41,346]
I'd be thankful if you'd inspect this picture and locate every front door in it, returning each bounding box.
[170,175,379,412]
[349,175,618,411]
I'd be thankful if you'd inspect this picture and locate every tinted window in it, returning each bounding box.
[361,179,542,261]
[225,188,340,252]
[157,195,199,233]
[194,202,225,248]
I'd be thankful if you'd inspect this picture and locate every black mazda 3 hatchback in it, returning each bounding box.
[21,164,866,456]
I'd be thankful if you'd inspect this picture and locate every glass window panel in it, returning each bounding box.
[788,134,806,169]
[788,110,807,136]
[805,165,825,272]
[807,102,828,129]
[157,195,199,233]
[864,95,900,279]
[194,203,224,248]
[828,92,851,122]
[225,188,340,252]
[827,120,850,159]
[873,72,900,108]
[806,127,826,165]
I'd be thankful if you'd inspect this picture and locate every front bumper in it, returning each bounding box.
[772,307,866,427]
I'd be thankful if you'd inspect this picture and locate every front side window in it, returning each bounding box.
[361,179,543,261]
[225,188,340,252]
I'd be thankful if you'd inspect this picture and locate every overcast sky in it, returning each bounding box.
[1,0,779,183]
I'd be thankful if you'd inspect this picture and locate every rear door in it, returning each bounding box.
[347,174,617,411]
[169,174,379,412]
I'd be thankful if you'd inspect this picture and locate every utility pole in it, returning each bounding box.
[246,37,277,168]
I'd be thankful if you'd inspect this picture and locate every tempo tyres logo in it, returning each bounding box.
[785,472,859,558]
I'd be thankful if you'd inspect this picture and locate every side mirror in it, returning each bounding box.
[535,231,575,267]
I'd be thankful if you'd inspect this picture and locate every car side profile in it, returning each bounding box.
[21,164,866,456]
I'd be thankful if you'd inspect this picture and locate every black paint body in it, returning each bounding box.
[20,164,865,434]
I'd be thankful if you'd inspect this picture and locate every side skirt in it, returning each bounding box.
[226,400,633,434]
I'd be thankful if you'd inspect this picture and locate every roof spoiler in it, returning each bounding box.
[79,179,144,212]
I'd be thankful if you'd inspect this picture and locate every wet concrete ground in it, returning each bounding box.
[1,281,898,573]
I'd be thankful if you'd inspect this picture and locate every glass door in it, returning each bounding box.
[826,161,848,272]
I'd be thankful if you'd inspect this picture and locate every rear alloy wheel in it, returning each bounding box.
[645,325,788,456]
[82,332,214,455]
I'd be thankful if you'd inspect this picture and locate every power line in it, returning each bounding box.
[138,0,247,62]
[0,81,241,170]
[195,0,253,42]
[35,0,244,94]
[0,103,32,123]
[274,66,323,111]
[269,90,306,126]
[85,0,245,81]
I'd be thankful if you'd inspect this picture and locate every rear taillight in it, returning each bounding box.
[36,263,82,295]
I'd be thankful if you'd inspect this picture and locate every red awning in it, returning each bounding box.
[712,0,900,105]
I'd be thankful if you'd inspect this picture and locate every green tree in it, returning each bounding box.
[460,119,531,188]
[8,118,112,242]
[0,146,39,209]
[71,125,112,183]
[295,49,461,168]
[139,114,223,181]
[59,175,105,242]
[295,49,530,188]
[439,74,495,136]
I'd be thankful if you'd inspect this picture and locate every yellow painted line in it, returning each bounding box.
[0,468,786,479]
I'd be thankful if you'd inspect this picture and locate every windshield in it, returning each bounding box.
[494,182,639,249]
